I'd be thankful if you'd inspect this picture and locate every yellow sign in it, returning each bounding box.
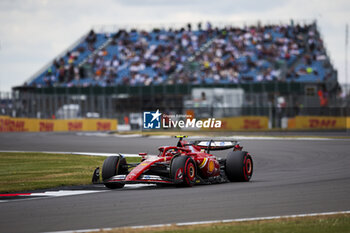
[209,116,269,130]
[294,116,347,129]
[0,116,117,132]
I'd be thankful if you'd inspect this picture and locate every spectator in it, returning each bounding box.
[30,22,333,88]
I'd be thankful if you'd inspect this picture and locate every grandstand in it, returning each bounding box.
[21,21,337,88]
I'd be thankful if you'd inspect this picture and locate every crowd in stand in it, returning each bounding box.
[287,23,334,82]
[29,22,335,88]
[84,25,214,86]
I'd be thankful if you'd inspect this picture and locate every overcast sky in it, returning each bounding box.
[0,0,349,92]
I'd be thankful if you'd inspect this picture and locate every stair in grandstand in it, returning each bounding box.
[78,37,113,67]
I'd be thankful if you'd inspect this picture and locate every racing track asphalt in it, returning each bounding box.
[0,132,349,233]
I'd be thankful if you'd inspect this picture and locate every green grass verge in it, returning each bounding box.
[0,152,140,193]
[96,214,350,233]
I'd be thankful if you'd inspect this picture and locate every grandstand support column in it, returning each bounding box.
[54,87,58,119]
[58,94,62,118]
[268,101,272,129]
[65,87,68,118]
[42,93,46,118]
[254,94,259,116]
[52,94,55,119]
[346,24,349,95]
[37,93,41,118]
[102,88,106,118]
[27,92,31,118]
[33,92,37,118]
[20,91,28,117]
[47,93,51,118]
[126,85,130,113]
[9,92,13,117]
[10,92,14,117]
[113,85,118,119]
[162,84,166,109]
[303,93,307,114]
[108,93,112,118]
[139,86,142,111]
[97,95,101,118]
[19,92,24,117]
[26,92,30,117]
[51,88,55,118]
[288,94,293,118]
[49,94,53,120]
[78,87,82,118]
[89,86,94,116]
[21,92,24,117]
[262,82,266,93]
[31,92,35,118]
[84,93,88,118]
[150,85,155,109]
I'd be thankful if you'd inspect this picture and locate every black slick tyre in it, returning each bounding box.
[171,156,196,187]
[102,156,126,189]
[225,151,253,182]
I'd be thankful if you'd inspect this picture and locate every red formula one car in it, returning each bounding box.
[92,136,253,188]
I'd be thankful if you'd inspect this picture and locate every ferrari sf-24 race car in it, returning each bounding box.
[92,136,253,188]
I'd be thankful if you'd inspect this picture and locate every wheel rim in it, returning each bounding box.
[187,162,195,181]
[189,165,194,178]
[246,158,252,175]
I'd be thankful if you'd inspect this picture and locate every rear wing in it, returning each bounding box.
[192,140,239,151]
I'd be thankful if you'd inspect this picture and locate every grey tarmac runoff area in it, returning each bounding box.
[0,132,349,233]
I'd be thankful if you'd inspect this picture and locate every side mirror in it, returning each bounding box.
[139,152,147,160]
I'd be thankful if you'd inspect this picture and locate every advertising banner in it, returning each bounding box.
[294,116,347,130]
[212,116,269,130]
[0,116,117,132]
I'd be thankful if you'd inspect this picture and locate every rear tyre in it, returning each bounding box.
[225,151,253,182]
[102,156,126,189]
[171,156,196,187]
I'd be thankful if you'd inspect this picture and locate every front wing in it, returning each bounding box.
[100,173,228,186]
[105,174,175,185]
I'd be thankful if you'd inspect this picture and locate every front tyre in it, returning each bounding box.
[102,156,126,189]
[171,156,196,187]
[225,151,253,182]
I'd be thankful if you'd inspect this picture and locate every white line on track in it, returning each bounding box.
[0,190,107,203]
[0,150,144,157]
[71,152,143,157]
[75,132,350,140]
[44,210,350,233]
[29,190,105,197]
[0,185,155,203]
[233,136,340,140]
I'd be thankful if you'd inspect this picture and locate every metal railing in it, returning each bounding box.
[3,83,349,123]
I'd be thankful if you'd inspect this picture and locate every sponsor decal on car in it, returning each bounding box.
[176,168,183,179]
[199,158,208,169]
[208,160,215,173]
[141,175,163,180]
